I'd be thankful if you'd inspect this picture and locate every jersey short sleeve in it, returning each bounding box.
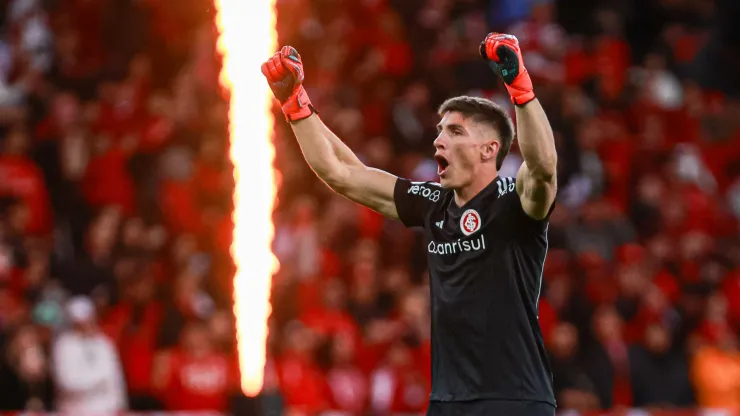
[393,178,443,228]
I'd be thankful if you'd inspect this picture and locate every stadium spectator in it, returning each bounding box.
[102,266,162,410]
[152,321,236,412]
[52,296,127,413]
[691,332,740,409]
[549,322,599,410]
[324,331,368,414]
[0,324,53,410]
[0,126,52,235]
[628,324,694,408]
[582,305,632,409]
[369,337,429,415]
[277,320,328,414]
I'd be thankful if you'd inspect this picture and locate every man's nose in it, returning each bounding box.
[433,134,445,149]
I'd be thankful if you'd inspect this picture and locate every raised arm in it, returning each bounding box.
[262,46,400,219]
[290,114,399,218]
[481,33,557,220]
[514,100,557,219]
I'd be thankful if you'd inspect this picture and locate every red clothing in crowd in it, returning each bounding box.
[722,270,740,327]
[563,44,593,86]
[653,269,681,304]
[538,298,558,344]
[362,102,391,137]
[192,160,229,202]
[159,350,235,411]
[300,307,360,342]
[326,366,369,413]
[355,340,387,376]
[358,206,384,240]
[82,147,136,214]
[0,155,52,234]
[278,352,329,413]
[366,339,431,414]
[702,135,740,193]
[138,115,175,154]
[379,40,412,78]
[594,36,631,101]
[212,213,234,253]
[696,319,734,346]
[599,131,637,212]
[94,96,147,140]
[680,184,719,233]
[102,303,163,395]
[159,178,202,234]
[371,365,429,414]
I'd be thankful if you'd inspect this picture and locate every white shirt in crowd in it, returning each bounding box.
[52,296,127,414]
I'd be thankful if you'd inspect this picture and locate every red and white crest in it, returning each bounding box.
[460,209,481,236]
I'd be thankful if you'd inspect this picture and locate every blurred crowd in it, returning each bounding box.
[0,0,739,415]
[0,0,240,413]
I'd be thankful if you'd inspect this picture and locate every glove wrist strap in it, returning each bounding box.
[282,86,317,122]
[504,68,535,106]
[509,89,536,106]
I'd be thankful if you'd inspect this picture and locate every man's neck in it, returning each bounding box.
[453,170,499,207]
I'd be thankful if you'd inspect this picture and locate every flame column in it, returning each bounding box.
[214,0,279,397]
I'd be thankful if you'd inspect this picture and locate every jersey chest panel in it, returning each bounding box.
[424,188,515,273]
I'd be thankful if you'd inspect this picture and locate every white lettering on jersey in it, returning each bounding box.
[428,235,486,255]
[497,177,515,197]
[408,182,441,202]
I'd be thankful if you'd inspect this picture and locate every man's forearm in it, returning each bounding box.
[290,114,361,186]
[514,99,557,179]
[317,120,364,168]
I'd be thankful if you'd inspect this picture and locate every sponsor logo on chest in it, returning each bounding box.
[427,234,486,255]
[428,209,486,256]
[460,209,481,236]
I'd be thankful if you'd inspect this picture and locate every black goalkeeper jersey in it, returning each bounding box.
[393,176,555,406]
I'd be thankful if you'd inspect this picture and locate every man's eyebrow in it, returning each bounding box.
[438,123,465,132]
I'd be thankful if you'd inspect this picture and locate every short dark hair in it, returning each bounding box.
[438,96,515,170]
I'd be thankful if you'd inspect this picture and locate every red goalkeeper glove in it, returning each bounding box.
[480,33,535,106]
[261,46,317,122]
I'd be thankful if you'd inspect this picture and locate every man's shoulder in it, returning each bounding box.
[483,175,553,232]
[469,176,519,214]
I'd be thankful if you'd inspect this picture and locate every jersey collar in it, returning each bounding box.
[449,175,504,212]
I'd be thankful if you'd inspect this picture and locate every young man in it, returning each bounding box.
[261,32,557,415]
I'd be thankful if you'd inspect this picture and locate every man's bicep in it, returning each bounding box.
[338,166,400,220]
[516,162,557,220]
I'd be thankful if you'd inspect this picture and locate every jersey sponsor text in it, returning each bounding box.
[427,234,486,255]
[408,183,441,202]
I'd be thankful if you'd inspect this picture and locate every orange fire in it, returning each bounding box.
[214,0,279,397]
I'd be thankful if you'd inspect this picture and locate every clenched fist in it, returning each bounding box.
[261,46,317,122]
[480,33,535,106]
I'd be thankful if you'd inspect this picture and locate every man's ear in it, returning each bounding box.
[481,140,500,162]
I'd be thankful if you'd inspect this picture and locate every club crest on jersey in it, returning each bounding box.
[460,209,481,236]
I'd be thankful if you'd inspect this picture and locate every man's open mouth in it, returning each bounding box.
[435,155,449,175]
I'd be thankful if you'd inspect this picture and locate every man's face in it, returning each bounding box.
[644,325,669,354]
[433,111,499,189]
